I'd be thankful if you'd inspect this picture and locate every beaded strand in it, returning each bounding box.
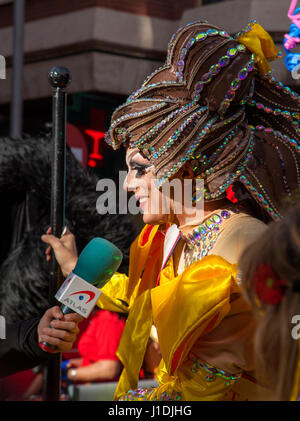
[132,101,198,149]
[156,116,218,186]
[218,54,255,115]
[247,98,300,124]
[204,134,255,200]
[151,107,207,161]
[191,44,247,101]
[239,172,281,220]
[263,71,300,103]
[176,28,231,82]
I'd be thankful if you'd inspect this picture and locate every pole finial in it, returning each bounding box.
[48,66,71,89]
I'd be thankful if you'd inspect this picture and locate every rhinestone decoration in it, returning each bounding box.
[127,81,181,103]
[189,353,242,386]
[249,124,300,153]
[195,129,244,178]
[191,128,239,172]
[132,101,198,149]
[234,20,257,40]
[261,137,291,195]
[182,209,238,267]
[249,124,300,187]
[192,44,247,102]
[151,106,207,161]
[239,174,280,220]
[263,71,300,103]
[218,54,255,115]
[107,101,171,146]
[119,387,182,401]
[176,28,231,82]
[247,99,300,123]
[157,115,218,187]
[203,133,255,200]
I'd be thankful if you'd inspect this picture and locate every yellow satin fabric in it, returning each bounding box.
[97,224,266,401]
[114,289,153,400]
[151,255,236,376]
[97,224,164,400]
[237,22,280,74]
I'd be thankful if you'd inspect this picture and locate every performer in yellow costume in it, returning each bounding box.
[43,21,300,400]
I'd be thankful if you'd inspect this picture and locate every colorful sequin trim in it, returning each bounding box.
[249,125,300,153]
[127,81,181,103]
[204,133,255,200]
[157,109,244,187]
[192,128,239,172]
[151,107,207,161]
[218,54,255,115]
[192,44,246,101]
[247,99,300,123]
[183,209,238,267]
[189,353,242,386]
[157,115,218,186]
[106,100,175,146]
[119,387,155,401]
[119,387,182,401]
[249,125,300,187]
[234,20,257,40]
[176,29,231,82]
[110,101,168,132]
[263,71,300,103]
[239,174,280,220]
[133,102,199,150]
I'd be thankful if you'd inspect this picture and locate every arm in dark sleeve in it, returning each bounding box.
[0,318,53,378]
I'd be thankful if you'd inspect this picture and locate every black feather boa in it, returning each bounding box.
[0,134,135,323]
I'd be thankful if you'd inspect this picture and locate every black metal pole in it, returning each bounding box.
[42,67,71,401]
[10,0,25,140]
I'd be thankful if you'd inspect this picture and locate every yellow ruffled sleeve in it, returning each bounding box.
[97,224,161,314]
[151,255,237,376]
[97,272,130,314]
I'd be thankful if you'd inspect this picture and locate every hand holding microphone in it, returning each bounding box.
[37,306,82,353]
[39,235,123,352]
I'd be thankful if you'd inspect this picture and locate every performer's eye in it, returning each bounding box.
[131,163,152,178]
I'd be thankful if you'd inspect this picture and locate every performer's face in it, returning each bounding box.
[124,148,176,225]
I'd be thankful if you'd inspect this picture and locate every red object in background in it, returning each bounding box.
[253,263,287,305]
[84,129,105,168]
[67,107,107,169]
[78,309,125,368]
[66,123,89,168]
[0,369,35,400]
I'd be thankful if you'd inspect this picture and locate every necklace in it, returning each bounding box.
[182,208,239,268]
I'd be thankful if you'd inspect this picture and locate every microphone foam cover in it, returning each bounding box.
[73,238,123,288]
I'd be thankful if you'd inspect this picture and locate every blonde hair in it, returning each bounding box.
[239,203,300,400]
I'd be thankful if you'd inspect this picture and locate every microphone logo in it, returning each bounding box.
[69,290,96,304]
[55,274,102,317]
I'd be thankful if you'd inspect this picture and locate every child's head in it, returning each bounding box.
[239,203,300,400]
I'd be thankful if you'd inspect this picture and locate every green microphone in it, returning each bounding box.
[39,237,123,352]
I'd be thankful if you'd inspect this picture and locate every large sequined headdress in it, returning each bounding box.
[105,20,300,220]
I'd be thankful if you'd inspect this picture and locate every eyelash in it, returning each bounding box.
[132,165,148,178]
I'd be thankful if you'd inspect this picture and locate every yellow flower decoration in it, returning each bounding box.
[237,22,280,74]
